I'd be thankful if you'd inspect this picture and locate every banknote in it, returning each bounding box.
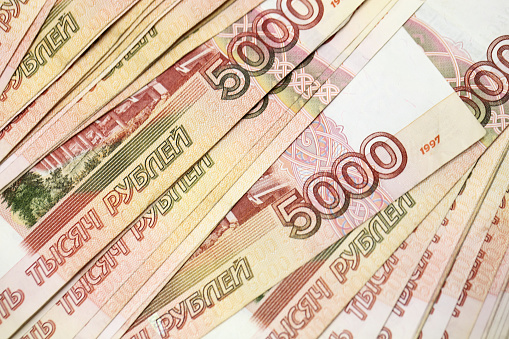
[0,0,47,78]
[0,0,140,128]
[315,167,470,339]
[470,248,509,338]
[0,0,264,188]
[485,278,509,339]
[419,31,509,337]
[442,190,509,339]
[421,170,509,339]
[0,1,361,336]
[26,1,408,337]
[119,27,485,338]
[13,12,360,337]
[1,34,239,339]
[0,0,56,94]
[0,0,231,164]
[0,0,163,161]
[205,166,469,339]
[0,0,369,249]
[71,3,422,337]
[0,0,263,169]
[96,2,439,336]
[120,2,509,333]
[381,124,509,339]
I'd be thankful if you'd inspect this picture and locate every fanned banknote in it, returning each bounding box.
[11,2,406,336]
[485,276,509,338]
[119,25,485,339]
[12,11,355,338]
[0,0,263,171]
[380,129,509,339]
[0,0,56,94]
[442,190,509,338]
[420,142,509,339]
[205,168,469,339]
[316,167,471,339]
[98,2,435,336]
[470,247,509,338]
[0,0,48,80]
[0,0,140,128]
[0,0,241,165]
[0,1,362,336]
[0,0,506,337]
[73,3,430,337]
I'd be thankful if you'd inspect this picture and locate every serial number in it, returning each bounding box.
[420,135,440,155]
[331,0,341,8]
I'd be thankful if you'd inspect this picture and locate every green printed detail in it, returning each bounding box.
[2,143,118,227]
[102,27,158,80]
[76,103,188,194]
[1,11,80,101]
[153,154,214,216]
[41,0,73,31]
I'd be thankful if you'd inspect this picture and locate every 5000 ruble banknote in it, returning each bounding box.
[0,0,56,93]
[0,0,262,174]
[0,0,140,128]
[0,0,48,79]
[61,2,417,337]
[13,9,362,336]
[0,1,363,336]
[0,0,235,165]
[120,25,485,339]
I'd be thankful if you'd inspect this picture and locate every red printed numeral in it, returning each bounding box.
[420,135,440,155]
[331,0,341,8]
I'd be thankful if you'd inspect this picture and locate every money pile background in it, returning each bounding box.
[0,0,506,338]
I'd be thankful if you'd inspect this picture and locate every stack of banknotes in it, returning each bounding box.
[0,0,507,338]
